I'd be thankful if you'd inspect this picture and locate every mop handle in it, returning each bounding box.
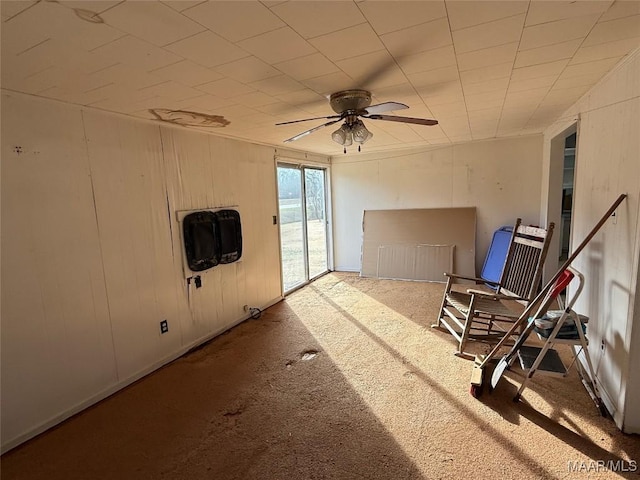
[478,193,627,368]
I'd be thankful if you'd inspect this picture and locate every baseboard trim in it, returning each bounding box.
[1,296,284,454]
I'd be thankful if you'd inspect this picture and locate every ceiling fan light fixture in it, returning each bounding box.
[332,123,353,146]
[352,120,373,144]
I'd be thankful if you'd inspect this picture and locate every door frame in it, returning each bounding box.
[275,158,332,295]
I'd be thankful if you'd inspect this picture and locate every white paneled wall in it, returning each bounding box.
[0,92,290,451]
[542,49,640,433]
[331,136,544,274]
[1,95,118,449]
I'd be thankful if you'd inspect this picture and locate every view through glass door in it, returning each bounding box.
[277,164,328,293]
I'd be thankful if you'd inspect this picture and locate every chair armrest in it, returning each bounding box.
[444,273,500,286]
[466,289,526,302]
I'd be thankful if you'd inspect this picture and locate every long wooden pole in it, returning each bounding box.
[477,193,627,369]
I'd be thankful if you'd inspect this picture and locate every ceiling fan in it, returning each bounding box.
[276,89,438,152]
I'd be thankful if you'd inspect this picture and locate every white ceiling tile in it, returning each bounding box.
[2,0,636,155]
[256,101,307,117]
[165,31,249,68]
[0,2,109,55]
[381,18,452,57]
[462,77,510,95]
[0,53,43,89]
[238,27,316,64]
[1,1,37,21]
[232,91,279,108]
[359,0,446,35]
[525,1,612,26]
[396,45,457,75]
[508,74,558,92]
[150,60,224,87]
[101,2,204,47]
[552,72,603,90]
[39,71,110,96]
[560,56,622,78]
[515,39,582,68]
[161,1,206,13]
[372,82,424,101]
[503,87,549,108]
[274,53,340,81]
[309,24,385,62]
[465,90,506,111]
[469,109,500,123]
[251,75,305,96]
[500,107,536,123]
[519,15,600,50]
[428,101,468,117]
[11,66,69,94]
[456,42,518,72]
[183,1,284,42]
[301,71,357,95]
[460,62,512,85]
[196,78,256,98]
[510,59,569,82]
[527,105,566,124]
[1,38,114,78]
[408,66,459,89]
[215,56,282,84]
[335,50,407,89]
[570,36,640,64]
[500,106,534,120]
[184,95,234,112]
[30,1,125,50]
[582,15,640,46]
[93,35,183,71]
[139,80,205,101]
[206,104,258,121]
[275,89,328,111]
[270,1,365,39]
[446,0,528,31]
[452,14,525,54]
[383,125,427,144]
[599,1,640,22]
[538,87,589,107]
[419,84,465,107]
[86,64,163,90]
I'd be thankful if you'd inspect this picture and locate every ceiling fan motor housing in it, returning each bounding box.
[329,90,372,115]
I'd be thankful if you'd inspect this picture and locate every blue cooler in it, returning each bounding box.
[481,226,513,286]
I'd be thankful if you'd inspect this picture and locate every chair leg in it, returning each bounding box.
[458,295,477,355]
[432,276,453,329]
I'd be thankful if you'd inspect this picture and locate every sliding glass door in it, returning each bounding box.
[277,164,329,293]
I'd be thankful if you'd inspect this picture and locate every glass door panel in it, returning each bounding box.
[304,168,328,279]
[277,166,307,292]
[277,163,330,294]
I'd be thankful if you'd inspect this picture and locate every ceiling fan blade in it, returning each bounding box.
[283,119,342,143]
[363,102,409,115]
[276,114,341,126]
[363,114,438,126]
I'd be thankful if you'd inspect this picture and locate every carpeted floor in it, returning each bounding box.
[1,272,638,479]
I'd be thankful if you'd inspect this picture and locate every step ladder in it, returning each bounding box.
[510,267,606,415]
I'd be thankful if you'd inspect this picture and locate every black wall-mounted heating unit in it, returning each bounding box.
[182,209,242,273]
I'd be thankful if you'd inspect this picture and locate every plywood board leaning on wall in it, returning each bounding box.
[361,208,476,281]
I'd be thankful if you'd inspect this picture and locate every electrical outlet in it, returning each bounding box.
[160,320,168,334]
[601,339,605,351]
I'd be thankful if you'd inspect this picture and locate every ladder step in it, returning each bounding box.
[518,346,567,376]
